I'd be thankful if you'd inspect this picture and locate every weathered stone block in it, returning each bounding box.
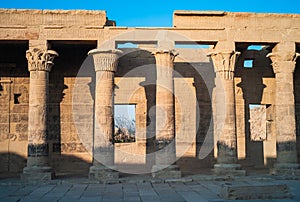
[21,166,54,181]
[151,165,182,179]
[270,163,300,175]
[16,123,28,133]
[213,163,246,176]
[18,133,28,141]
[220,183,291,200]
[89,165,119,183]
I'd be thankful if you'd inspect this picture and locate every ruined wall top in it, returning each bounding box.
[0,9,299,43]
[173,10,300,30]
[0,9,108,27]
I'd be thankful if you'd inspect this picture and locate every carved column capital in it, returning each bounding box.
[267,51,299,74]
[26,48,58,72]
[88,49,123,72]
[151,49,179,62]
[152,50,178,78]
[207,50,240,80]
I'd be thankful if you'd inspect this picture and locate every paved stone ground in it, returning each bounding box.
[0,175,299,202]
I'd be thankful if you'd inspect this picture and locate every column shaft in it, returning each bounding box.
[216,78,238,164]
[208,49,245,175]
[267,44,300,174]
[151,50,181,179]
[22,48,58,180]
[88,49,122,182]
[208,50,239,164]
[94,70,114,166]
[27,70,49,167]
[153,50,177,166]
[275,71,297,163]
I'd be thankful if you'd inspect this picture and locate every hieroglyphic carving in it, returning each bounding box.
[249,104,267,141]
[27,143,49,157]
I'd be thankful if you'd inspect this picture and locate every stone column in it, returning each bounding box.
[21,48,58,180]
[267,43,300,175]
[151,50,181,179]
[208,49,245,176]
[88,49,122,182]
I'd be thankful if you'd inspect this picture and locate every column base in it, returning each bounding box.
[21,166,54,181]
[270,163,300,176]
[89,165,119,182]
[151,165,182,179]
[213,164,246,176]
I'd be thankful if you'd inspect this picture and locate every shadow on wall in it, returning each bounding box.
[0,152,26,176]
[0,151,214,178]
[117,48,157,170]
[0,152,92,179]
[48,41,97,174]
[175,61,215,165]
[117,49,215,168]
[0,151,271,179]
[294,49,300,163]
[235,45,275,168]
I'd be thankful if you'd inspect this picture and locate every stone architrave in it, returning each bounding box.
[267,46,300,175]
[208,49,245,176]
[88,49,122,182]
[21,48,58,181]
[151,50,181,179]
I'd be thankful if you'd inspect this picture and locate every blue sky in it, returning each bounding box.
[115,105,135,121]
[1,0,299,27]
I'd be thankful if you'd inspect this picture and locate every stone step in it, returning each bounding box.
[220,183,291,200]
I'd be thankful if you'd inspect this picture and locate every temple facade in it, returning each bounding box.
[0,9,299,180]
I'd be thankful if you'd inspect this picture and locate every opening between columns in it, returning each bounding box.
[235,42,276,173]
[47,40,97,178]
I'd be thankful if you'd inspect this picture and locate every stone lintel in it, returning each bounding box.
[88,49,122,72]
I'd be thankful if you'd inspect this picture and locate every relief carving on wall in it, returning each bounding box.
[249,104,267,141]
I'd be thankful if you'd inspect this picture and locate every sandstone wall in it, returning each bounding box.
[0,41,29,173]
[48,42,96,175]
[235,47,276,168]
[295,58,300,163]
[0,41,296,175]
[0,9,299,175]
[173,11,300,42]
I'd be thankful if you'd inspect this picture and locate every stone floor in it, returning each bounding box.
[0,174,299,202]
